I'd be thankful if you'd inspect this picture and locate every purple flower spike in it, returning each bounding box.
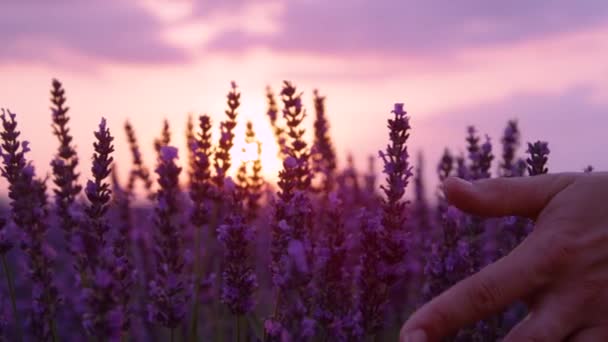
[500,120,521,177]
[526,141,550,176]
[50,79,82,251]
[379,103,413,284]
[148,145,188,329]
[312,89,337,193]
[214,82,240,188]
[217,198,257,315]
[0,109,60,341]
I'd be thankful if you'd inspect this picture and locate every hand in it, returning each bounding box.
[401,172,608,342]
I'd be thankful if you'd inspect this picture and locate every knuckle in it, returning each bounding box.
[466,277,502,317]
[427,305,452,329]
[535,233,576,280]
[519,331,553,342]
[580,278,605,302]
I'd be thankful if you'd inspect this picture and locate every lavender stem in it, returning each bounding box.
[1,254,21,341]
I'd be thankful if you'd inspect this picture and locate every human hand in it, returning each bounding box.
[401,172,608,341]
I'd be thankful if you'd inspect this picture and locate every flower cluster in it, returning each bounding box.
[0,79,569,341]
[378,103,413,283]
[311,89,337,193]
[214,81,240,188]
[266,86,288,157]
[526,141,550,176]
[500,120,521,177]
[49,79,82,246]
[125,121,153,196]
[148,146,188,330]
[217,183,257,315]
[281,81,312,190]
[1,109,59,341]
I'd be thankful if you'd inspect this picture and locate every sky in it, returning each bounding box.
[1,0,607,199]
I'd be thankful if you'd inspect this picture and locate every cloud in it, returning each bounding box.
[204,0,608,56]
[0,1,188,65]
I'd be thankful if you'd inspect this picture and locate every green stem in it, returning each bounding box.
[170,328,175,342]
[1,254,22,341]
[50,318,58,342]
[235,316,240,342]
[189,224,203,341]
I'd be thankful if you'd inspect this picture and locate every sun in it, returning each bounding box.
[228,108,282,183]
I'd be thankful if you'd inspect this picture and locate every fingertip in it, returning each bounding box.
[443,177,473,203]
[400,329,427,342]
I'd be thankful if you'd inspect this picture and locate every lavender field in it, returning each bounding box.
[0,79,560,341]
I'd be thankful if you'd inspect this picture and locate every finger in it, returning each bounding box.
[443,173,576,218]
[401,232,560,341]
[567,325,608,342]
[504,293,580,342]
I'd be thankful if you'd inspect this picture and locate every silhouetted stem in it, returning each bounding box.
[2,254,22,341]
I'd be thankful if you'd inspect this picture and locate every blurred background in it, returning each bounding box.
[1,0,607,198]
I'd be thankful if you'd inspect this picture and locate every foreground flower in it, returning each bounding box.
[124,121,153,196]
[311,89,337,193]
[217,183,257,315]
[80,118,124,338]
[526,141,550,176]
[49,79,82,248]
[378,103,412,284]
[500,120,521,177]
[314,192,358,340]
[214,81,240,188]
[1,109,59,340]
[148,146,188,331]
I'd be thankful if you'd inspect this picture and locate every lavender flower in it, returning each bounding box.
[0,109,59,341]
[466,126,480,179]
[413,153,431,234]
[357,209,385,334]
[266,86,288,158]
[189,115,214,228]
[49,79,82,246]
[83,118,115,267]
[378,103,413,284]
[125,121,153,196]
[148,146,187,330]
[281,81,312,190]
[467,127,493,180]
[188,115,215,338]
[337,154,362,206]
[526,141,550,176]
[363,155,377,200]
[110,168,134,335]
[423,206,468,301]
[186,114,196,187]
[217,186,257,315]
[312,89,337,193]
[236,122,264,220]
[154,119,172,160]
[268,157,315,340]
[79,118,121,338]
[214,81,240,188]
[436,149,454,217]
[437,148,454,183]
[314,192,354,340]
[500,120,521,177]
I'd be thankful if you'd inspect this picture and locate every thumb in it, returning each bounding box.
[444,173,576,218]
